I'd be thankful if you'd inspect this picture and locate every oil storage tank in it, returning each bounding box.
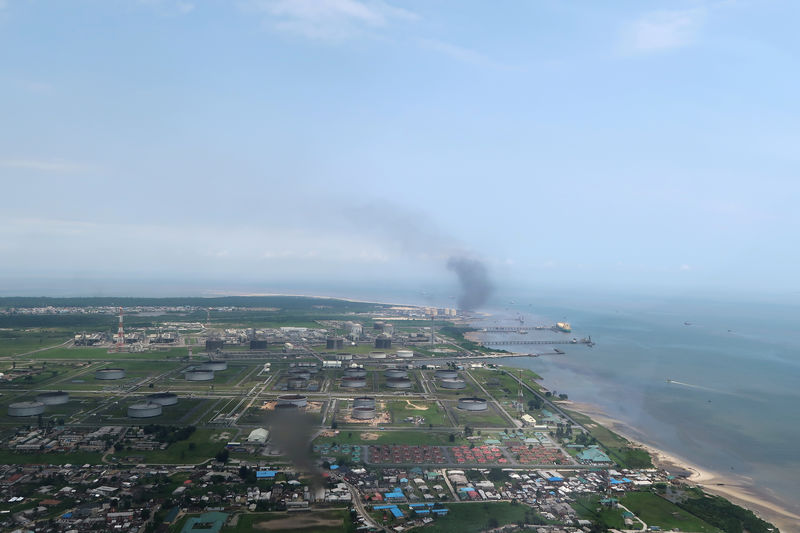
[396,350,414,358]
[353,396,376,408]
[277,394,308,407]
[95,368,126,380]
[200,361,227,371]
[435,369,458,380]
[8,401,45,417]
[36,391,69,405]
[128,402,163,418]
[185,369,214,381]
[326,337,344,350]
[147,392,179,406]
[457,397,488,411]
[385,377,412,389]
[384,368,408,379]
[352,406,376,420]
[341,376,367,388]
[439,378,466,389]
[287,378,309,390]
[343,368,366,378]
[287,368,311,380]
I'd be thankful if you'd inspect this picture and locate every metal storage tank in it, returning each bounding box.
[288,368,311,380]
[374,335,392,349]
[147,392,179,406]
[439,378,466,389]
[95,368,126,380]
[326,337,344,350]
[369,352,387,359]
[200,361,227,371]
[435,369,459,380]
[353,396,376,409]
[8,401,45,417]
[396,350,414,358]
[343,368,367,378]
[385,377,412,389]
[185,369,215,381]
[352,406,376,420]
[36,391,69,405]
[457,397,488,411]
[250,339,268,350]
[287,378,309,390]
[384,368,408,379]
[341,376,367,388]
[128,402,163,418]
[277,394,308,407]
[205,339,224,351]
[336,353,353,361]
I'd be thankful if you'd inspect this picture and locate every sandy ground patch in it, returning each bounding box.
[253,514,342,531]
[403,399,429,410]
[360,432,380,441]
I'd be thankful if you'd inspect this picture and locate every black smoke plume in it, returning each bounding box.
[447,256,493,311]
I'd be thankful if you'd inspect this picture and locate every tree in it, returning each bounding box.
[215,448,229,463]
[487,517,499,529]
[448,433,455,442]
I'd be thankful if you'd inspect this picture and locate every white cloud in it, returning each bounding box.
[623,8,705,53]
[679,264,692,271]
[136,0,194,15]
[246,0,416,40]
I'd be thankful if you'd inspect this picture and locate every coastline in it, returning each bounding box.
[560,400,800,533]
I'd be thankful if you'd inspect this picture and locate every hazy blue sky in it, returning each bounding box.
[2,0,799,297]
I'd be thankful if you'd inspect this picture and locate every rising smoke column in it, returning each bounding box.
[447,256,493,311]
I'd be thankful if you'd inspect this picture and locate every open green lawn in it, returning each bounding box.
[446,403,510,428]
[116,428,234,464]
[622,492,721,532]
[407,502,537,533]
[221,509,355,533]
[572,495,628,529]
[385,399,451,427]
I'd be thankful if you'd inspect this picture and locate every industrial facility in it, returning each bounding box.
[147,392,179,406]
[276,394,308,408]
[341,376,367,388]
[457,397,489,411]
[8,401,46,417]
[185,369,215,381]
[200,361,228,371]
[95,368,126,380]
[127,402,163,418]
[36,391,70,405]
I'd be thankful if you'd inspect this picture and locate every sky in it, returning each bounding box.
[1,0,799,299]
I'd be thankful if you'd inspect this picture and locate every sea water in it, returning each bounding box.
[482,292,800,518]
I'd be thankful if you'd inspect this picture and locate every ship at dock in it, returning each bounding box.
[554,322,572,333]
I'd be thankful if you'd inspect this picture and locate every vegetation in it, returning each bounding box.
[678,492,778,533]
[622,492,720,532]
[414,502,544,533]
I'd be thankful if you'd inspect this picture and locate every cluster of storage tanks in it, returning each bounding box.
[434,369,467,390]
[128,392,180,418]
[285,365,319,390]
[351,396,376,419]
[8,391,71,417]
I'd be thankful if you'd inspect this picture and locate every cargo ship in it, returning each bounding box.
[555,322,572,333]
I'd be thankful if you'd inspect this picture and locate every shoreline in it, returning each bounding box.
[560,400,800,533]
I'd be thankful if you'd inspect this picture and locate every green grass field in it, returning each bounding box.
[409,502,536,533]
[315,429,466,446]
[622,492,721,532]
[0,449,103,465]
[220,509,355,533]
[114,428,234,464]
[572,495,627,529]
[385,399,451,427]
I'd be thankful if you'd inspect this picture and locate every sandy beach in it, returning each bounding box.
[561,400,800,533]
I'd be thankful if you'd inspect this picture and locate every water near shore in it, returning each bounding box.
[475,295,800,531]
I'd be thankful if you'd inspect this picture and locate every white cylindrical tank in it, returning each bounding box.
[36,391,70,405]
[277,394,308,407]
[128,402,163,418]
[385,377,412,389]
[396,350,414,358]
[8,401,45,417]
[369,352,387,359]
[96,368,126,380]
[457,397,488,411]
[341,376,367,388]
[352,406,376,420]
[185,370,215,381]
[343,368,367,378]
[353,396,376,408]
[200,361,227,371]
[287,378,308,390]
[147,392,179,406]
[435,370,458,380]
[439,378,466,389]
[384,369,408,379]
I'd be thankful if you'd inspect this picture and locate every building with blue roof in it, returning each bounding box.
[256,470,277,478]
